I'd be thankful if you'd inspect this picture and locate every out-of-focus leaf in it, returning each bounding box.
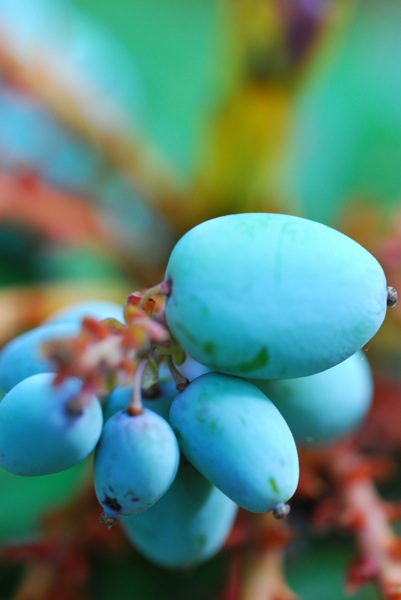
[0,171,174,273]
[71,0,232,178]
[286,536,378,600]
[0,460,90,541]
[0,0,143,131]
[96,174,174,267]
[288,3,401,226]
[35,244,125,282]
[0,223,43,286]
[89,544,228,600]
[0,87,104,194]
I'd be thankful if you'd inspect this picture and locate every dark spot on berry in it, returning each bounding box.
[103,495,122,513]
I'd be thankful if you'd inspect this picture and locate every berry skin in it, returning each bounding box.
[169,372,299,513]
[0,373,103,476]
[177,355,210,381]
[93,408,180,518]
[165,213,388,379]
[254,351,373,446]
[0,322,80,393]
[120,460,238,569]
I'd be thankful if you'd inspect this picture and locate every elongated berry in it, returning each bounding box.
[93,408,180,518]
[0,373,103,476]
[254,351,373,446]
[165,213,388,378]
[0,322,80,393]
[169,372,299,513]
[120,460,237,569]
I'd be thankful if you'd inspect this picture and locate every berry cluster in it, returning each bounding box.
[0,213,396,570]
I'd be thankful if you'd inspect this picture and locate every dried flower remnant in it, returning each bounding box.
[41,292,174,410]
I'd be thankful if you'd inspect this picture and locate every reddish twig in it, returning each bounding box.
[306,443,401,599]
[220,511,298,600]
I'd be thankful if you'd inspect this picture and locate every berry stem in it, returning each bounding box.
[387,286,398,308]
[126,359,148,416]
[166,355,189,392]
[273,503,291,520]
[99,512,117,529]
[138,280,171,308]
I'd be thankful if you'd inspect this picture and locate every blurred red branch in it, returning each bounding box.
[221,511,298,600]
[304,443,401,600]
[0,170,106,244]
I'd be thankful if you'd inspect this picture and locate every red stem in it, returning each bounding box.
[126,359,147,416]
